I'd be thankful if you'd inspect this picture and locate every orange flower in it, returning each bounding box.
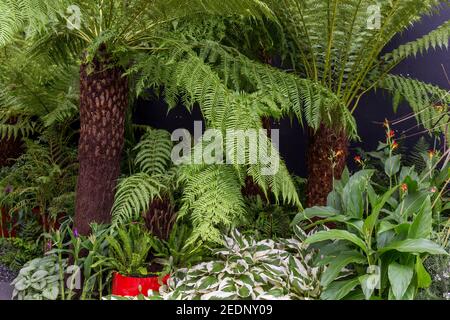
[401,184,408,192]
[386,130,395,138]
[335,150,344,157]
[354,155,362,164]
[428,149,436,160]
[391,141,398,150]
[434,104,444,112]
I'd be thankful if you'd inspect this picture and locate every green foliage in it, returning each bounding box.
[382,19,450,63]
[253,0,450,140]
[0,130,78,226]
[0,237,42,271]
[178,164,247,244]
[11,254,65,300]
[239,195,296,239]
[101,223,156,277]
[112,128,175,227]
[0,0,274,63]
[148,223,208,271]
[151,229,323,300]
[378,75,449,137]
[0,43,79,141]
[294,147,449,300]
[417,245,450,300]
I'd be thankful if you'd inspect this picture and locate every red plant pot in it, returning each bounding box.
[111,272,169,297]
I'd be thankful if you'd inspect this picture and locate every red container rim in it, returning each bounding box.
[111,272,169,297]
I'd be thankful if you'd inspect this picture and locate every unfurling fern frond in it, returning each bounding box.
[378,75,449,134]
[111,173,166,227]
[178,165,246,244]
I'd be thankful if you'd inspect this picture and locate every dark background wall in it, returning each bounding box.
[134,8,450,177]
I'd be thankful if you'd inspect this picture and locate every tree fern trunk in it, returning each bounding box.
[74,49,128,235]
[306,124,348,207]
[0,137,23,167]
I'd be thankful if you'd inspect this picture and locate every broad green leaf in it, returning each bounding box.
[364,186,399,237]
[388,262,414,300]
[327,190,341,210]
[359,274,378,300]
[395,193,429,219]
[321,278,360,300]
[415,257,432,289]
[321,251,367,286]
[305,230,368,254]
[197,276,219,290]
[291,206,340,225]
[378,220,397,234]
[42,285,59,300]
[342,170,375,219]
[408,196,432,239]
[385,155,401,177]
[379,239,448,255]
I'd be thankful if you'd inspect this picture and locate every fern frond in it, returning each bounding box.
[111,173,166,227]
[378,75,450,134]
[134,128,173,175]
[382,19,450,63]
[178,165,246,244]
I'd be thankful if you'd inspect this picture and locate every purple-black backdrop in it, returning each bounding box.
[134,8,450,177]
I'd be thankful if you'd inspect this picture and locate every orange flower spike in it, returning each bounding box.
[386,130,395,139]
[391,141,399,150]
[401,183,408,192]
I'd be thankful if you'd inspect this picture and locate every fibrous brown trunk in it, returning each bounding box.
[0,137,23,167]
[306,124,348,207]
[74,48,128,235]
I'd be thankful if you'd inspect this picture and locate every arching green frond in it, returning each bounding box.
[382,19,450,63]
[0,0,60,47]
[134,128,173,175]
[378,75,449,134]
[111,173,166,227]
[0,43,79,140]
[178,164,246,244]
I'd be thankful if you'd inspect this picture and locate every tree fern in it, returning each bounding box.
[257,0,448,137]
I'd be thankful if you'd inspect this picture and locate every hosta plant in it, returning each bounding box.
[149,229,323,300]
[11,255,66,300]
[293,145,449,300]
